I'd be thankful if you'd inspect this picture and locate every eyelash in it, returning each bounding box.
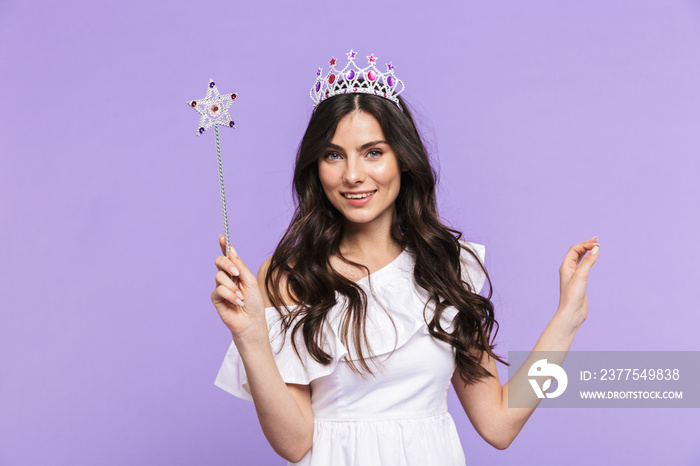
[324,150,383,160]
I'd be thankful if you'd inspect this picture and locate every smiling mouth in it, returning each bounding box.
[342,190,377,199]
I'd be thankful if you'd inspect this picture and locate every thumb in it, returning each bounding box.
[577,244,600,277]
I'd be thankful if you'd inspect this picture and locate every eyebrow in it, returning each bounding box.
[326,140,388,152]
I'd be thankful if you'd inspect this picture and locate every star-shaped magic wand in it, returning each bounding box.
[187,79,238,262]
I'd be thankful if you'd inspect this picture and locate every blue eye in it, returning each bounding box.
[368,150,382,158]
[324,152,341,160]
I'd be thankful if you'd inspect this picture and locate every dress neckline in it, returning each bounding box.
[263,246,411,311]
[353,246,409,284]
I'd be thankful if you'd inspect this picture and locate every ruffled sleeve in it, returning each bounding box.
[214,306,340,402]
[436,240,488,332]
[458,239,487,295]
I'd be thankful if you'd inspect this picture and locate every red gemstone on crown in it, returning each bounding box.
[328,74,336,84]
[191,102,197,107]
[231,94,237,100]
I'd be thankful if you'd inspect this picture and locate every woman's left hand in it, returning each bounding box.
[556,237,600,328]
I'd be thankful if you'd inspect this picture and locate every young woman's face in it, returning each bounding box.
[318,110,402,229]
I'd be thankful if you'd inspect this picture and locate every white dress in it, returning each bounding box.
[215,239,487,466]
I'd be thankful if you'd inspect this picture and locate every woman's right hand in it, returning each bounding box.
[211,235,267,340]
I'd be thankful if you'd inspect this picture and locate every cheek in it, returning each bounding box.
[317,163,329,185]
[372,162,402,187]
[317,165,339,192]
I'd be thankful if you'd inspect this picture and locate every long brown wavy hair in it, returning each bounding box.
[265,92,507,384]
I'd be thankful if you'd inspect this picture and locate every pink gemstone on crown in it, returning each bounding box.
[367,70,376,81]
[329,57,337,66]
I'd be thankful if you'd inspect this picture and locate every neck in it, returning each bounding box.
[339,210,401,259]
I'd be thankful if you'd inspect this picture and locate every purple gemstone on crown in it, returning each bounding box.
[209,82,215,88]
[199,127,205,134]
[388,76,395,87]
[367,70,376,81]
[229,121,235,127]
[346,69,355,80]
[315,81,321,92]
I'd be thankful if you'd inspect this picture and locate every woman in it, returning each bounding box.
[211,51,599,465]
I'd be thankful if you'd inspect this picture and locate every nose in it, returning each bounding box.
[342,154,365,184]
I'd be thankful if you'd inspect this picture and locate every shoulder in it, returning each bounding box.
[257,256,299,308]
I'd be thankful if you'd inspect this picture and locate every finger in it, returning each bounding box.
[215,255,240,278]
[213,271,246,307]
[213,285,245,307]
[219,235,228,256]
[226,244,257,287]
[576,243,600,276]
[215,270,240,291]
[563,240,599,269]
[561,244,586,272]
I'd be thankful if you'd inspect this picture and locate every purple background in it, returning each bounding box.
[1,0,699,465]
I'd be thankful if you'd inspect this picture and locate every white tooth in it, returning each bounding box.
[345,191,375,199]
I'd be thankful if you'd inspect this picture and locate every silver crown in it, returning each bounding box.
[310,50,405,110]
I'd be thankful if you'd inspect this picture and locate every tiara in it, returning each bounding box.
[310,50,405,110]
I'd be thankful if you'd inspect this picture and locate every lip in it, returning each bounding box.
[342,189,377,206]
[341,190,377,195]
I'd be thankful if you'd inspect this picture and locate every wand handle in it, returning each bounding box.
[215,126,232,261]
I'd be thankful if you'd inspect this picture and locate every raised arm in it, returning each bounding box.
[212,236,313,462]
[451,237,600,449]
